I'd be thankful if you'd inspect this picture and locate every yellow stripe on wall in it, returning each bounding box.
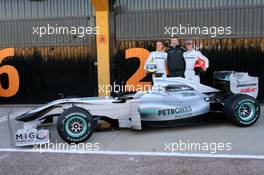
[91,0,110,96]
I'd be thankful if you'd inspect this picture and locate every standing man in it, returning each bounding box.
[183,39,209,83]
[144,41,167,78]
[166,37,186,77]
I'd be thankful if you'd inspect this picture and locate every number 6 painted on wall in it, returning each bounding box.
[0,48,19,97]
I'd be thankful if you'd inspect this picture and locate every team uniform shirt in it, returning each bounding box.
[144,51,167,76]
[166,45,186,77]
[183,49,209,83]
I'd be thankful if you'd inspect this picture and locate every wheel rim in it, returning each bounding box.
[65,115,89,138]
[237,101,256,122]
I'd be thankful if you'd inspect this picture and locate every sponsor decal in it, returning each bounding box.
[240,88,257,93]
[155,57,166,60]
[36,131,49,139]
[16,132,35,142]
[158,106,192,116]
[181,92,196,97]
[184,56,195,59]
[16,129,50,146]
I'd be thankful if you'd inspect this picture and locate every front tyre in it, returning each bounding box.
[224,94,260,127]
[57,107,95,143]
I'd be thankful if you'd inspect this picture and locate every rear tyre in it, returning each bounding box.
[224,94,260,127]
[57,107,95,143]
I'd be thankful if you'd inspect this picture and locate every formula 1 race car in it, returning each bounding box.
[15,71,260,146]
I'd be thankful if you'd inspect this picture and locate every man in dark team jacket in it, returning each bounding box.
[166,37,186,77]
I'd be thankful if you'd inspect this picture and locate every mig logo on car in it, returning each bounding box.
[36,131,49,140]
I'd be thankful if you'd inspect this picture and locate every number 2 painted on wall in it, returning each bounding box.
[125,48,151,90]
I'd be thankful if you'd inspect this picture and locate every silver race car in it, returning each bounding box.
[15,71,260,146]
